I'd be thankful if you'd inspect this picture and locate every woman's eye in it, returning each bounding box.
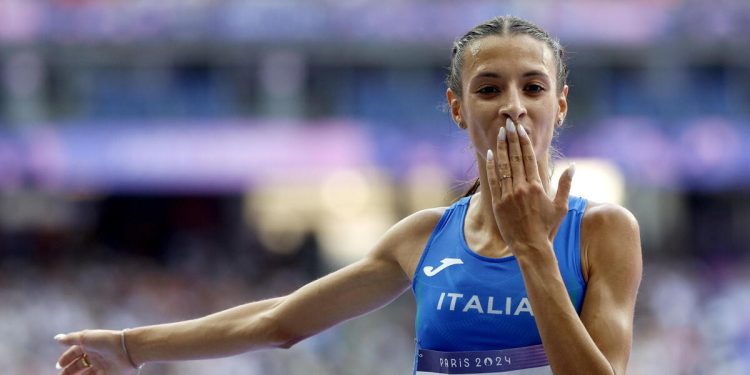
[477,86,499,94]
[525,84,545,94]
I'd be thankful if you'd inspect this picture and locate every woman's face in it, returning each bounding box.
[448,34,568,164]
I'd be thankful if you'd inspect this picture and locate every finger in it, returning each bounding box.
[495,127,512,194]
[485,149,502,203]
[58,345,86,369]
[60,355,90,375]
[518,125,541,183]
[505,118,525,189]
[55,332,84,347]
[554,164,575,209]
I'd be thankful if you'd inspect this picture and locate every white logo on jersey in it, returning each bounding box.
[423,258,464,277]
[435,292,534,316]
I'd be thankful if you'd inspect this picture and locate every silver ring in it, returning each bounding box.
[500,175,512,180]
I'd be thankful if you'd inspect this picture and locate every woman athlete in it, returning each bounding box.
[55,16,642,375]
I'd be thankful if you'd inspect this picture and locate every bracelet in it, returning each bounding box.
[121,328,144,373]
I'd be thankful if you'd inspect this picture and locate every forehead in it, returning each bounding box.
[463,34,554,79]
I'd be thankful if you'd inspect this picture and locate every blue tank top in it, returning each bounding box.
[411,195,587,374]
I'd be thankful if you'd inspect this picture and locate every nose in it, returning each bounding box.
[498,87,527,124]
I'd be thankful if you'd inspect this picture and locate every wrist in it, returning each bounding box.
[512,240,556,262]
[121,328,144,371]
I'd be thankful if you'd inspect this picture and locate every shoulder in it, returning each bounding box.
[580,201,641,282]
[370,206,448,280]
[581,201,639,238]
[390,206,448,240]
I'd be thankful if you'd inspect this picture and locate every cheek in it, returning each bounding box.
[468,126,495,156]
[530,124,554,157]
[465,104,499,154]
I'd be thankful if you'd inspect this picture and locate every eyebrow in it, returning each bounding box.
[473,70,550,80]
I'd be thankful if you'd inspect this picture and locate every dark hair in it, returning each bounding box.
[449,16,569,198]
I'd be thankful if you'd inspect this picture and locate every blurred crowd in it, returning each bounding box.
[632,261,750,374]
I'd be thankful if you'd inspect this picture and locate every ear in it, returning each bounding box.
[446,88,464,129]
[556,84,569,128]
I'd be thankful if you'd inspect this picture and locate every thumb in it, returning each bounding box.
[54,331,83,346]
[554,163,575,208]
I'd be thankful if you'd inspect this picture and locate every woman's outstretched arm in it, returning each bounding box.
[55,208,442,374]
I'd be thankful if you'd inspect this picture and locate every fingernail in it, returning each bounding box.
[54,334,66,341]
[518,124,528,138]
[56,362,62,370]
[487,149,494,161]
[506,118,516,133]
[497,127,506,142]
[569,162,576,177]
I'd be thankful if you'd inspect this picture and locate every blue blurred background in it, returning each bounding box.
[1,0,749,374]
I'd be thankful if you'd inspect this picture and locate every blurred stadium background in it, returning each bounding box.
[1,0,750,374]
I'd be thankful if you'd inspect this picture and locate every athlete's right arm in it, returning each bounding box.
[55,208,443,373]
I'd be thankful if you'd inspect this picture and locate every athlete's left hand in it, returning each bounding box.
[55,330,138,375]
[485,118,575,254]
